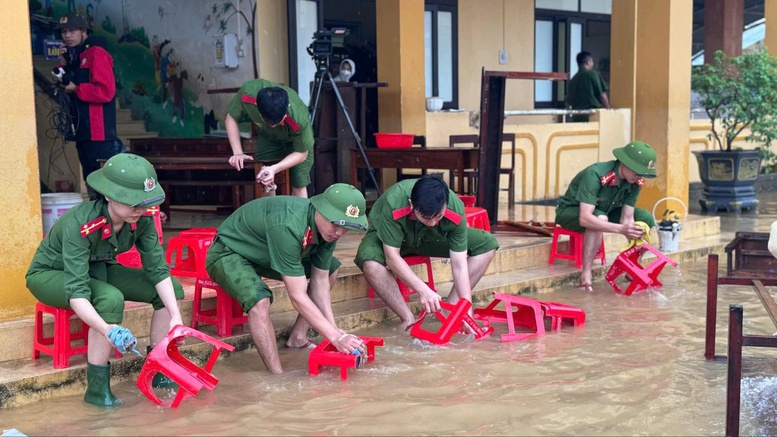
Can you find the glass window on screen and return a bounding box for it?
[535,20,553,103]
[535,0,578,12]
[580,0,612,14]
[424,1,458,109]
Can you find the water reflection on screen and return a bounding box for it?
[5,261,777,435]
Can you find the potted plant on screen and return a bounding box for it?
[690,49,777,212]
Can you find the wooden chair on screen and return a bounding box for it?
[396,135,428,181]
[448,133,515,206]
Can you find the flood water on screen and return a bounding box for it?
[4,260,777,436]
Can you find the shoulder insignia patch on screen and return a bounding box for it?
[600,171,617,187]
[302,226,314,249]
[392,206,413,221]
[443,209,462,225]
[241,94,257,105]
[283,115,301,132]
[80,216,108,239]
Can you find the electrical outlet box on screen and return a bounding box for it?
[499,49,508,65]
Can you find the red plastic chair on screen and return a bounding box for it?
[166,231,216,279]
[191,276,248,337]
[474,293,546,342]
[32,302,120,368]
[308,336,384,380]
[369,255,435,302]
[136,324,234,408]
[409,300,493,345]
[605,243,678,295]
[548,226,606,269]
[465,207,491,231]
[540,301,586,331]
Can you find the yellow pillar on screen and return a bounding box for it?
[1,2,42,320]
[609,0,637,138]
[766,0,777,56]
[632,0,693,212]
[376,0,425,135]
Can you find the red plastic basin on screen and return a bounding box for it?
[374,133,414,149]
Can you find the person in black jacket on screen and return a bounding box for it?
[55,12,120,200]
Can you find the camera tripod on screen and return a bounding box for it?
[308,63,381,196]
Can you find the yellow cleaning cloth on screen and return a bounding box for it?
[619,221,652,252]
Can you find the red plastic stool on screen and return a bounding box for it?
[32,302,89,369]
[166,231,216,278]
[116,208,164,269]
[605,243,678,296]
[548,226,606,269]
[32,302,120,368]
[178,228,218,238]
[474,292,546,342]
[458,195,477,207]
[368,255,435,302]
[540,301,586,331]
[136,324,234,408]
[465,207,491,232]
[409,300,493,345]
[308,336,384,380]
[191,276,248,337]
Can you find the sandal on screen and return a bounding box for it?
[579,283,594,292]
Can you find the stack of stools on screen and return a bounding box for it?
[548,226,606,269]
[116,206,164,269]
[409,299,493,344]
[368,255,435,302]
[137,324,234,408]
[474,292,586,342]
[32,302,120,368]
[166,228,217,279]
[605,243,678,296]
[456,195,491,232]
[308,336,384,380]
[172,228,249,337]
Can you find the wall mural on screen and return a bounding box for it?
[30,0,258,138]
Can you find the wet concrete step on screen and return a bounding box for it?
[0,215,721,366]
[0,230,726,408]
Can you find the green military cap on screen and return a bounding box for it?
[310,183,368,232]
[55,12,90,30]
[613,141,657,178]
[87,153,166,207]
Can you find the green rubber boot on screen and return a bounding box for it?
[147,346,178,389]
[83,362,122,407]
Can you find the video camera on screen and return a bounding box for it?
[307,28,350,62]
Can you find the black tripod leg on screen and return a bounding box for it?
[308,73,326,125]
[324,72,381,196]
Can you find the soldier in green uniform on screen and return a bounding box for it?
[26,154,185,407]
[555,141,658,291]
[225,78,314,198]
[354,176,500,330]
[567,51,610,122]
[206,183,368,373]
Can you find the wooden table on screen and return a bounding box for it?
[143,156,289,216]
[349,147,479,194]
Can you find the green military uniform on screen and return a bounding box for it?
[567,68,608,122]
[354,179,499,269]
[26,199,184,323]
[556,141,659,233]
[206,196,341,313]
[227,79,314,188]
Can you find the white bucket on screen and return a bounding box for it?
[41,193,85,235]
[657,228,682,252]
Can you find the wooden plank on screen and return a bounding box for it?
[752,279,777,330]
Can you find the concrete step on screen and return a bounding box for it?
[116,109,134,123]
[0,228,727,408]
[0,215,721,365]
[116,121,150,136]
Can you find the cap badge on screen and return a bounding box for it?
[144,177,156,192]
[59,17,68,24]
[647,160,655,170]
[345,205,360,218]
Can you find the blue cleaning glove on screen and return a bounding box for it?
[108,326,141,356]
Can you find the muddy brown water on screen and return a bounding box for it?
[4,261,777,436]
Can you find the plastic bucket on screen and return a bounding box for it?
[652,197,687,252]
[41,193,85,235]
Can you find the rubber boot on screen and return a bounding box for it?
[147,346,178,389]
[84,362,122,407]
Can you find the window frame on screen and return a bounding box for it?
[425,0,459,110]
